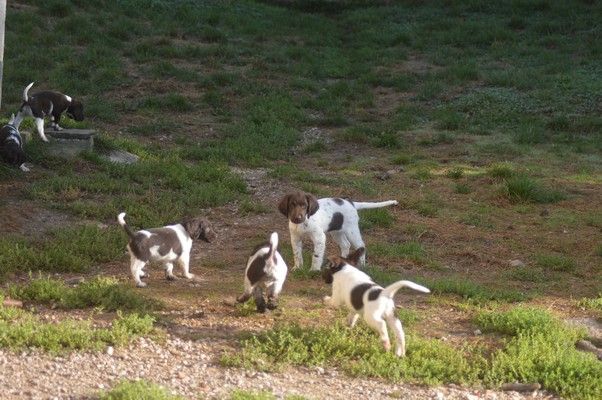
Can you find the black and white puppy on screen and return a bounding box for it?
[278,191,398,271]
[117,212,216,287]
[322,248,430,357]
[13,82,84,142]
[0,114,29,172]
[237,232,288,313]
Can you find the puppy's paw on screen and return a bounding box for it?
[165,274,176,281]
[19,164,30,172]
[184,273,195,280]
[322,296,332,305]
[136,281,148,288]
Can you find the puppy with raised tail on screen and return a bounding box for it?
[322,247,430,357]
[117,212,216,287]
[278,191,398,271]
[0,114,29,172]
[13,82,84,142]
[237,232,288,313]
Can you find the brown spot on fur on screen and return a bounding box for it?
[327,212,344,232]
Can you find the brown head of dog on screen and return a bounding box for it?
[183,218,216,242]
[278,191,319,224]
[66,100,84,121]
[322,247,366,284]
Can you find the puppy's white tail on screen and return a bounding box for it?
[353,200,398,210]
[268,232,278,260]
[23,82,34,102]
[117,212,135,238]
[381,280,430,298]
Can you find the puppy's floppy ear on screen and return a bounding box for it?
[305,193,319,216]
[346,247,365,266]
[278,194,291,217]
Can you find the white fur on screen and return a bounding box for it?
[118,212,194,288]
[289,198,398,271]
[324,261,429,357]
[238,232,288,312]
[64,94,72,103]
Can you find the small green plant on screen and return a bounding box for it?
[487,163,515,180]
[425,277,527,303]
[9,276,160,314]
[369,241,427,264]
[506,266,545,282]
[0,306,153,353]
[454,183,471,194]
[446,167,464,179]
[504,176,565,204]
[359,208,394,230]
[535,254,576,272]
[577,295,602,319]
[100,380,184,400]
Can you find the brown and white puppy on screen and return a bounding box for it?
[0,114,28,171]
[117,212,216,287]
[13,82,84,142]
[278,191,398,271]
[322,248,430,357]
[237,232,288,313]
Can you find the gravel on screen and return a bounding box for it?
[0,336,560,400]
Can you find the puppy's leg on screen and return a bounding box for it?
[266,280,284,310]
[13,111,25,128]
[253,286,266,313]
[54,114,62,131]
[178,253,194,279]
[164,262,176,280]
[386,314,406,357]
[347,312,360,328]
[237,279,253,303]
[346,228,366,267]
[331,231,351,258]
[130,256,147,288]
[34,117,49,142]
[366,313,391,352]
[290,231,304,269]
[310,231,326,271]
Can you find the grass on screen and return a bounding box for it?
[359,208,394,230]
[475,307,601,400]
[99,380,184,400]
[0,225,124,279]
[8,276,160,314]
[577,295,602,319]
[221,323,482,385]
[0,299,153,353]
[504,175,565,204]
[535,253,576,272]
[369,241,427,264]
[424,277,528,303]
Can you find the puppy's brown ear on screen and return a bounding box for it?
[346,247,365,266]
[278,194,291,217]
[306,193,319,216]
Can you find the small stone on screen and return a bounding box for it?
[106,346,114,356]
[474,329,482,335]
[539,209,549,217]
[509,259,525,268]
[314,366,324,375]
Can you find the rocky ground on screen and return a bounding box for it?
[0,334,560,400]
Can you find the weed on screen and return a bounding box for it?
[506,266,546,283]
[0,306,153,353]
[504,175,565,204]
[488,163,515,180]
[535,254,576,272]
[223,323,482,385]
[359,208,394,230]
[9,276,160,313]
[369,241,427,264]
[454,183,471,194]
[425,277,527,303]
[100,380,184,400]
[577,295,602,319]
[446,167,464,179]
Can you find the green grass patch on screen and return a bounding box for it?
[506,266,546,283]
[0,225,124,278]
[475,307,600,400]
[8,276,160,314]
[535,253,576,272]
[504,175,565,204]
[100,380,183,400]
[369,241,427,264]
[222,323,482,385]
[425,277,528,303]
[577,295,602,319]
[359,208,394,230]
[0,303,153,353]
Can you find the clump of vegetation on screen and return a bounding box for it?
[0,302,153,353]
[504,175,565,204]
[359,208,394,230]
[425,277,527,303]
[0,226,124,279]
[100,380,184,400]
[446,167,464,179]
[8,276,160,314]
[535,254,576,272]
[222,323,482,385]
[369,241,427,264]
[487,163,515,180]
[476,307,601,400]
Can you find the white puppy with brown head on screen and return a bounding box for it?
[322,248,430,357]
[237,232,288,313]
[118,212,216,287]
